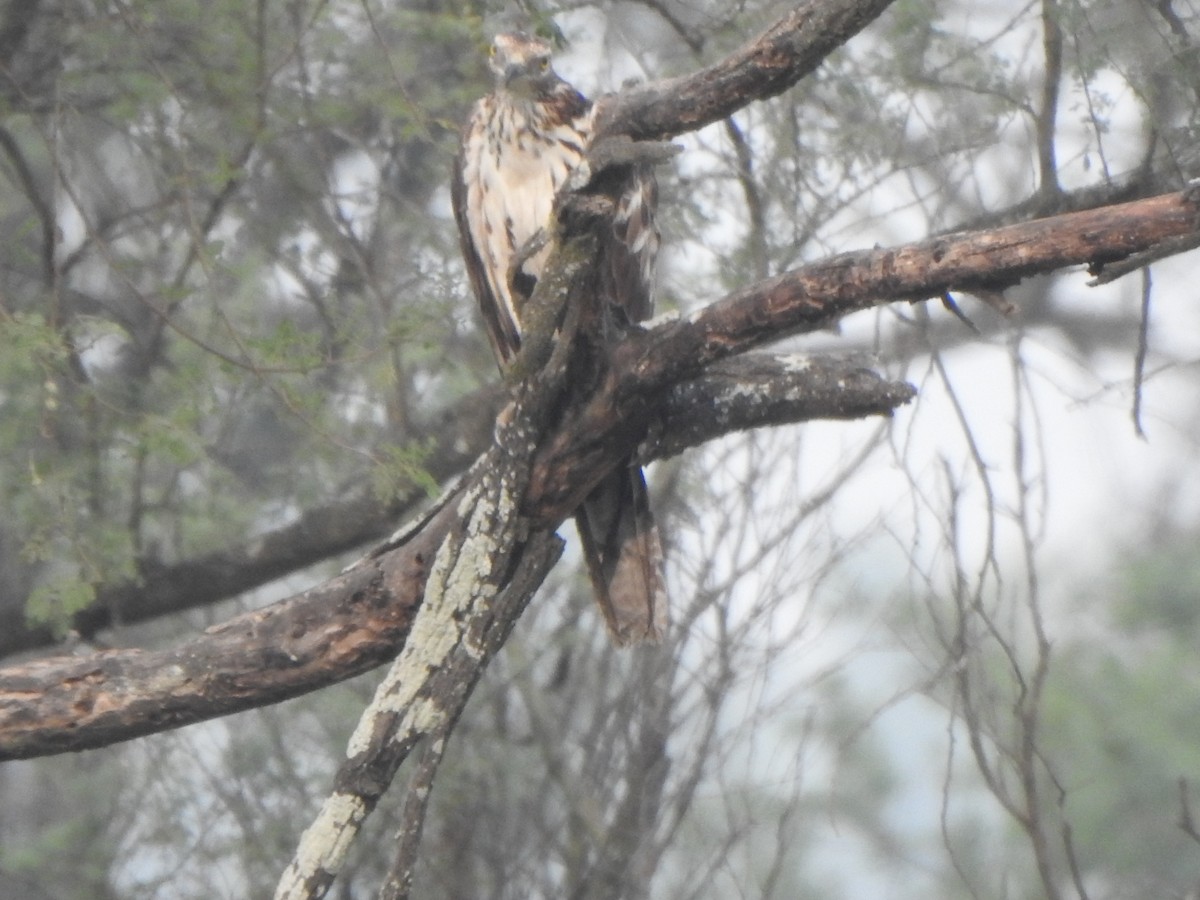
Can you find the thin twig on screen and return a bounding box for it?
[378,734,451,900]
[1132,267,1152,439]
[1037,0,1063,200]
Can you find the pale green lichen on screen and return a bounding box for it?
[274,791,367,899]
[345,465,522,758]
[779,353,813,372]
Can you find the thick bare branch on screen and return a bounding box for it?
[525,189,1200,521]
[0,520,436,759]
[2,188,1195,761]
[0,357,906,760]
[668,191,1198,372]
[642,354,915,463]
[275,479,561,899]
[596,0,900,140]
[276,345,574,900]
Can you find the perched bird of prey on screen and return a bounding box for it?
[452,31,667,644]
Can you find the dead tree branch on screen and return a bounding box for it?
[525,189,1200,521]
[4,0,1200,765]
[596,0,900,140]
[274,412,564,898]
[0,0,902,662]
[2,186,1196,761]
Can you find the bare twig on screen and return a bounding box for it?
[378,734,449,900]
[4,187,1199,760]
[1036,0,1063,200]
[1132,267,1152,438]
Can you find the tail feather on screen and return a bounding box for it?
[575,463,667,645]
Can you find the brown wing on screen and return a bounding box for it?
[454,88,667,644]
[576,163,667,644]
[599,166,659,328]
[451,103,522,366]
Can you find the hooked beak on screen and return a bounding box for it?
[503,64,553,96]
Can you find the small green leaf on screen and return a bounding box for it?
[25,577,97,636]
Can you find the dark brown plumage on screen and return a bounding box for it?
[452,32,666,644]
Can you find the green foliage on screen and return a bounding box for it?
[370,440,440,502]
[0,310,67,381]
[1042,641,1200,890]
[23,577,96,636]
[1114,532,1200,638]
[0,0,482,639]
[2,0,1200,898]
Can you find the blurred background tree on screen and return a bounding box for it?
[2,0,1200,897]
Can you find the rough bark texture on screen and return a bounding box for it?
[595,0,901,141]
[275,417,563,898]
[0,514,440,758]
[0,353,909,760]
[643,354,916,463]
[274,268,583,899]
[523,190,1200,521]
[2,186,1196,760]
[4,0,1200,768]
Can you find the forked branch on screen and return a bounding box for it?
[3,187,1196,761]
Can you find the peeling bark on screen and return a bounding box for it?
[275,398,563,900]
[0,0,1196,818]
[2,185,1195,761]
[523,189,1200,522]
[2,2,1197,896]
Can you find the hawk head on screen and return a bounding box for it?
[488,32,559,99]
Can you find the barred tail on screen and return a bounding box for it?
[574,463,667,645]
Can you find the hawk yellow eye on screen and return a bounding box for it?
[539,59,549,71]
